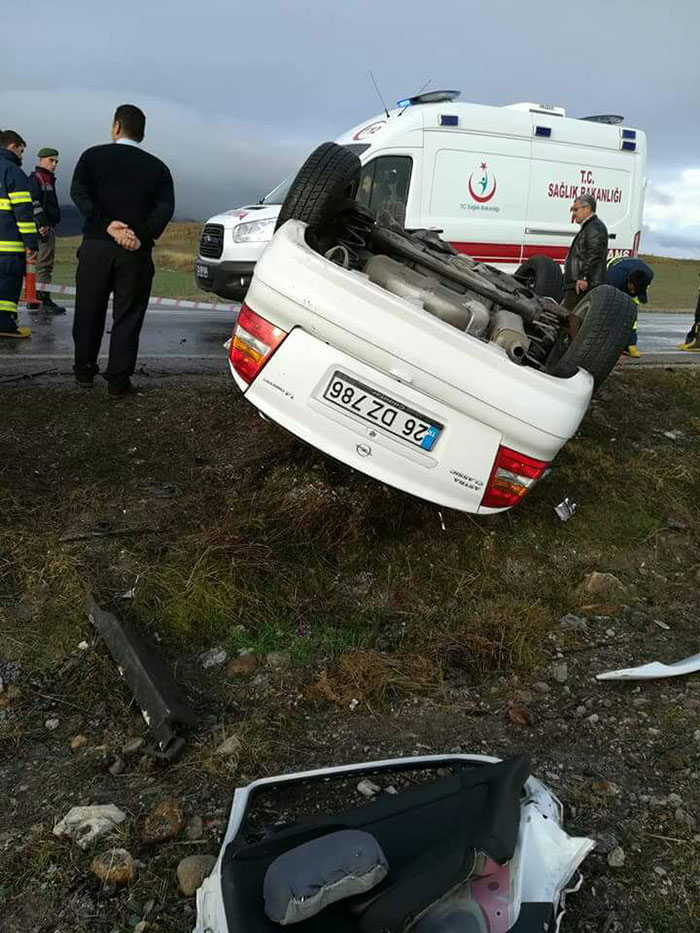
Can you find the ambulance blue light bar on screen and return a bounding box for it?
[621,141,637,151]
[440,114,459,126]
[535,126,552,137]
[621,129,636,140]
[397,98,412,108]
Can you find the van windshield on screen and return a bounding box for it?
[259,144,371,205]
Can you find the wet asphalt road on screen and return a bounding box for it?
[0,308,696,377]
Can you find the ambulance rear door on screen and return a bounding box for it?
[524,116,643,264]
[420,105,533,268]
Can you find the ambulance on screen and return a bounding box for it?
[195,90,646,300]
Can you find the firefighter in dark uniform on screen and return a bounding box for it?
[606,256,653,358]
[0,130,38,337]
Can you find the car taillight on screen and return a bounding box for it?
[481,445,550,509]
[632,230,641,257]
[229,302,288,385]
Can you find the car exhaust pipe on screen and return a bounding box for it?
[489,310,530,363]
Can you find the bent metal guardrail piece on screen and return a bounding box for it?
[86,594,198,759]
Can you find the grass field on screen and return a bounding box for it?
[52,223,700,309]
[1,368,699,931]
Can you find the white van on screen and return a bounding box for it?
[195,90,646,300]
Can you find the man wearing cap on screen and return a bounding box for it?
[28,147,65,313]
[606,256,653,358]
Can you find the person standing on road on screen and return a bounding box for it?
[0,130,38,338]
[28,147,65,314]
[606,256,653,358]
[679,274,700,351]
[562,194,608,311]
[70,103,174,397]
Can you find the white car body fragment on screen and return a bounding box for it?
[597,650,700,681]
[193,754,594,933]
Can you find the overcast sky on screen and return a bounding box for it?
[2,0,699,256]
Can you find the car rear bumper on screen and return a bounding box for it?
[234,327,562,513]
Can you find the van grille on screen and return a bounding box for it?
[199,224,224,259]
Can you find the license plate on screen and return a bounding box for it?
[322,371,443,452]
[195,263,209,278]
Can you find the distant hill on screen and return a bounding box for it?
[56,204,84,237]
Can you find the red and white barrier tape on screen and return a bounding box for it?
[29,281,238,312]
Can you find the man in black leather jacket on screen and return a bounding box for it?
[562,194,608,311]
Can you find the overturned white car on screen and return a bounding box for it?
[228,144,635,514]
[194,753,594,933]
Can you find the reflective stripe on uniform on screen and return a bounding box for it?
[17,221,37,233]
[8,191,31,204]
[0,299,19,315]
[0,240,25,252]
[0,198,11,210]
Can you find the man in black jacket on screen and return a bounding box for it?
[562,194,608,311]
[70,104,174,397]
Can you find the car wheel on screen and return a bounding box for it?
[514,255,563,300]
[275,143,361,233]
[545,285,636,389]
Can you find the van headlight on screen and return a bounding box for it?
[231,218,276,243]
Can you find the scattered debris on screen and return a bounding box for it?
[91,847,136,886]
[141,481,179,499]
[216,734,242,758]
[141,798,183,844]
[87,594,197,759]
[45,717,60,731]
[185,815,204,841]
[559,614,588,632]
[77,640,89,651]
[597,650,700,682]
[53,804,127,849]
[199,646,228,669]
[122,737,145,756]
[554,497,577,521]
[607,845,626,868]
[70,734,88,750]
[654,619,671,631]
[579,571,626,599]
[551,663,569,684]
[266,651,291,671]
[507,705,533,726]
[226,654,258,677]
[662,429,684,441]
[357,779,381,798]
[118,575,141,600]
[60,526,154,543]
[109,756,126,775]
[177,854,217,897]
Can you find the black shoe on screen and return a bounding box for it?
[74,363,99,387]
[107,379,134,399]
[38,292,66,315]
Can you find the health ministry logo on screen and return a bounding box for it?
[468,161,497,203]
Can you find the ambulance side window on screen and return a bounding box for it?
[357,156,412,224]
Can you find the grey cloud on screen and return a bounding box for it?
[5,0,700,243]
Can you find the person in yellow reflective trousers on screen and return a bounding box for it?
[0,129,38,337]
[678,275,700,351]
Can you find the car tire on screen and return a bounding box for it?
[514,255,563,300]
[545,285,636,389]
[275,142,361,233]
